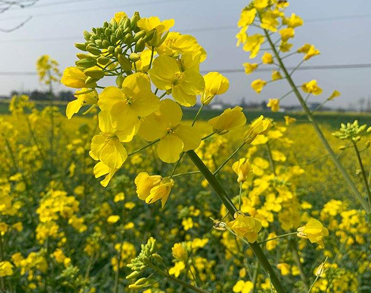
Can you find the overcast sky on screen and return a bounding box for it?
[1,0,371,109]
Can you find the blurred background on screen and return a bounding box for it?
[1,0,371,111]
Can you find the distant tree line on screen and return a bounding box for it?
[9,90,74,102]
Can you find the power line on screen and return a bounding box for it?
[1,63,371,76]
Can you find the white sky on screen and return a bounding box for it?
[1,0,371,109]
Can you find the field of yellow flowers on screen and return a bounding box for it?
[1,0,371,292]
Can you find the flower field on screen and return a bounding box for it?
[1,0,371,292]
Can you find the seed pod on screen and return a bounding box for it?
[135,38,145,52]
[83,30,91,41]
[87,46,101,56]
[129,53,140,62]
[126,271,141,280]
[133,31,146,42]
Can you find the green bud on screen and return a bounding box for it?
[76,53,94,60]
[116,29,123,40]
[126,271,141,280]
[133,30,146,42]
[76,58,97,68]
[103,21,109,28]
[85,69,105,80]
[94,39,103,47]
[118,55,132,71]
[135,38,145,52]
[339,145,347,150]
[108,46,115,54]
[102,40,110,49]
[129,53,140,62]
[114,46,122,55]
[152,254,163,263]
[135,278,147,286]
[365,141,370,148]
[124,27,132,34]
[97,56,110,65]
[87,46,101,56]
[75,43,87,51]
[123,18,131,30]
[144,29,156,42]
[85,76,98,84]
[116,75,125,88]
[110,35,117,44]
[124,34,133,44]
[130,12,140,29]
[105,28,111,37]
[83,30,91,41]
[91,27,97,34]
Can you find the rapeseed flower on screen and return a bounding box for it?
[201,72,229,105]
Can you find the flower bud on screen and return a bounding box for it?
[126,271,140,279]
[87,46,101,55]
[75,43,87,51]
[123,18,131,30]
[83,30,91,41]
[129,53,140,62]
[118,55,132,71]
[124,34,133,44]
[75,58,97,68]
[84,68,104,80]
[97,56,110,65]
[116,75,124,87]
[152,253,164,263]
[135,278,147,285]
[130,12,140,28]
[108,46,115,54]
[339,145,347,150]
[133,30,146,42]
[135,38,145,52]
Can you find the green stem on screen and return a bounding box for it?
[213,142,245,175]
[266,142,276,176]
[148,46,155,70]
[258,232,297,245]
[264,29,370,213]
[148,263,210,293]
[187,150,286,293]
[192,104,204,126]
[289,239,309,291]
[129,139,160,156]
[238,182,243,210]
[170,153,184,178]
[252,261,260,293]
[171,171,201,178]
[352,141,371,204]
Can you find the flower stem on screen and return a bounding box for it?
[148,263,210,293]
[129,139,160,156]
[187,150,286,293]
[258,232,297,245]
[192,104,204,126]
[352,141,371,205]
[213,142,245,175]
[263,29,370,213]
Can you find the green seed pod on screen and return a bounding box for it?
[75,43,87,51]
[76,58,97,68]
[135,38,145,52]
[124,34,133,45]
[108,46,115,54]
[118,55,132,71]
[83,30,91,41]
[126,271,141,280]
[97,56,110,65]
[129,53,140,62]
[133,30,146,42]
[116,75,125,88]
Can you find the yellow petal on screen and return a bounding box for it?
[157,135,184,163]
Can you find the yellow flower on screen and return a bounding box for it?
[149,55,204,107]
[260,11,279,32]
[328,90,341,101]
[172,243,188,262]
[169,261,185,277]
[98,73,160,140]
[277,263,290,276]
[297,44,320,60]
[238,8,257,28]
[232,158,252,183]
[271,70,282,80]
[182,217,193,231]
[243,62,258,74]
[267,99,280,112]
[201,72,229,105]
[243,34,265,59]
[251,79,267,93]
[253,0,269,10]
[90,111,128,169]
[0,261,13,277]
[236,27,248,47]
[279,28,295,42]
[284,115,296,125]
[284,13,304,28]
[227,213,262,243]
[112,12,127,23]
[261,52,273,64]
[279,41,293,52]
[134,172,174,207]
[61,67,92,89]
[137,16,175,47]
[139,99,202,162]
[208,106,246,135]
[107,215,120,224]
[233,280,254,293]
[244,115,272,143]
[93,162,118,187]
[66,89,98,119]
[297,218,329,248]
[302,80,322,95]
[266,232,278,251]
[157,32,207,63]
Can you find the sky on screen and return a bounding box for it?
[1,0,371,109]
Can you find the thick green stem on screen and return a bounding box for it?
[264,29,370,213]
[187,150,286,293]
[352,141,371,205]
